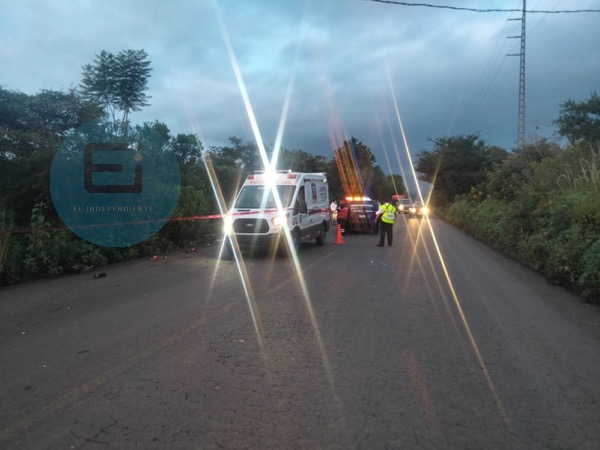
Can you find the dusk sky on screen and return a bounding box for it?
[2,0,599,185]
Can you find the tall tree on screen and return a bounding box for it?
[172,133,203,166]
[415,134,507,207]
[80,49,152,130]
[0,87,103,221]
[485,139,560,202]
[206,137,259,206]
[115,50,152,125]
[377,173,406,201]
[555,91,600,145]
[277,148,328,173]
[210,137,259,172]
[80,50,118,122]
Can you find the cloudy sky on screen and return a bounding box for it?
[2,0,599,182]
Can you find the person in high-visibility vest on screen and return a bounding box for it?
[375,197,398,247]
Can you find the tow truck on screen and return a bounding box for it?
[342,195,379,235]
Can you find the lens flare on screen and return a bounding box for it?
[378,49,512,431]
[211,0,344,413]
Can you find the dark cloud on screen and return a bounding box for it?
[2,0,598,177]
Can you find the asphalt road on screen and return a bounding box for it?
[1,216,599,449]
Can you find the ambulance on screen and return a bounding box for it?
[223,170,331,256]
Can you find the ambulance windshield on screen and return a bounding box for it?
[234,185,296,209]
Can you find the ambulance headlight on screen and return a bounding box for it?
[223,216,234,235]
[271,214,288,227]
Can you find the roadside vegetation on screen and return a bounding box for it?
[1,47,597,304]
[0,49,403,286]
[415,92,600,304]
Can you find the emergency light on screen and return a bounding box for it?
[248,170,298,180]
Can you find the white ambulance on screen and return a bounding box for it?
[223,170,331,256]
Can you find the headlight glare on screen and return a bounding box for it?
[223,215,233,234]
[271,214,288,227]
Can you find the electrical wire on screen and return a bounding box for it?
[364,0,600,13]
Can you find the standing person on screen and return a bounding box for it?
[375,197,397,247]
[372,199,380,235]
[330,200,338,225]
[337,201,349,235]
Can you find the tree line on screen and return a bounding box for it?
[413,92,600,303]
[1,47,598,304]
[0,49,405,285]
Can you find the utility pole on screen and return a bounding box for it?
[507,0,526,149]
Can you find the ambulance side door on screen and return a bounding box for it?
[293,185,308,231]
[304,181,320,234]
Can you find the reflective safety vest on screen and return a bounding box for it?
[380,203,397,224]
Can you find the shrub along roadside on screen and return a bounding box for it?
[0,189,219,286]
[446,144,599,304]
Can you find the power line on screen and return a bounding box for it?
[364,0,600,13]
[506,2,527,149]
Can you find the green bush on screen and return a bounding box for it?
[446,143,600,304]
[160,185,212,247]
[450,196,516,255]
[0,235,26,285]
[579,239,600,300]
[517,231,552,273]
[56,238,108,272]
[0,210,13,278]
[22,202,66,277]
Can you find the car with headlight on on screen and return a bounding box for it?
[409,201,428,218]
[396,197,413,214]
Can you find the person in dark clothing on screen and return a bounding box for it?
[372,200,380,235]
[337,202,349,235]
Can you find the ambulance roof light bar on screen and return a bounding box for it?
[253,169,291,174]
[248,169,294,180]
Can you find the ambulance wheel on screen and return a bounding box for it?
[316,224,327,246]
[225,240,235,259]
[292,229,301,253]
